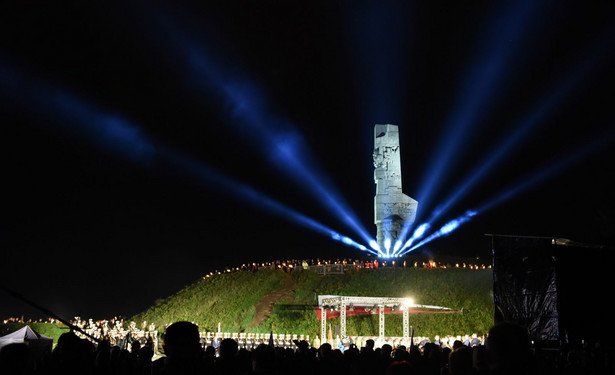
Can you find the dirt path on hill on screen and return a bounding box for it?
[249,273,295,327]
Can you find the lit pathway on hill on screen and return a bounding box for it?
[249,274,296,328]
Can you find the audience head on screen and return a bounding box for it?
[365,339,375,349]
[449,346,473,375]
[56,331,81,353]
[219,338,239,359]
[252,344,277,373]
[295,339,309,353]
[318,342,332,359]
[381,343,393,357]
[452,340,464,351]
[485,321,533,373]
[162,321,202,361]
[392,347,410,362]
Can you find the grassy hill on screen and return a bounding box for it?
[131,263,494,339]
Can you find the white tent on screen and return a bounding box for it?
[0,325,53,354]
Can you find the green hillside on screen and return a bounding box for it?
[131,264,494,340]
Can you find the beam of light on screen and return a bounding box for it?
[152,14,375,248]
[402,1,545,243]
[368,240,384,257]
[398,6,610,247]
[1,62,377,255]
[397,210,477,256]
[393,240,402,254]
[416,38,610,230]
[398,127,615,255]
[331,233,371,253]
[164,149,378,255]
[475,128,615,216]
[384,238,391,257]
[1,64,157,165]
[394,222,430,255]
[216,79,375,246]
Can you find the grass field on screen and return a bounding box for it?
[1,258,494,344]
[131,264,494,339]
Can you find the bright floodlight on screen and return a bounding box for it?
[395,222,430,255]
[393,240,402,252]
[369,240,380,251]
[402,298,414,308]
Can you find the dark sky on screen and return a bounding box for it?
[2,1,614,320]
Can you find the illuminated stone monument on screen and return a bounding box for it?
[373,124,418,254]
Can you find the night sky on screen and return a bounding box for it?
[2,1,614,320]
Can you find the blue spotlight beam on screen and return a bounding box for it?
[153,10,373,242]
[163,149,378,255]
[194,47,375,247]
[398,127,615,255]
[397,210,477,256]
[398,20,612,251]
[419,40,610,229]
[154,14,375,248]
[393,222,430,256]
[476,127,615,216]
[1,62,376,255]
[403,1,545,241]
[1,64,157,165]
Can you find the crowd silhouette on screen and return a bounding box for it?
[1,321,612,375]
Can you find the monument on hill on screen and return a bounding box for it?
[373,124,418,254]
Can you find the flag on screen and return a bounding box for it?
[268,331,274,346]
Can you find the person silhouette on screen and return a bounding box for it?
[0,343,34,375]
[251,344,277,374]
[213,338,241,375]
[154,321,204,375]
[486,321,535,374]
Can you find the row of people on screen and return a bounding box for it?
[2,317,62,324]
[71,317,159,351]
[69,317,486,355]
[2,320,611,374]
[200,332,310,351]
[202,257,490,279]
[312,333,484,352]
[195,332,485,353]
